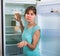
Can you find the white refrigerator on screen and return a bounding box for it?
[3,0,60,56]
[37,1,60,56]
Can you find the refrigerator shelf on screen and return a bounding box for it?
[5,0,36,5]
[6,44,17,46]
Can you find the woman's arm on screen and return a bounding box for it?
[17,30,40,49]
[14,20,24,33]
[27,30,40,50]
[19,20,24,33]
[14,13,24,33]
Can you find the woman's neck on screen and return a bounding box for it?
[27,22,36,28]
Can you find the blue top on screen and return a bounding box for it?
[22,25,40,56]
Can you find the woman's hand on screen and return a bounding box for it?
[15,17,21,22]
[14,26,20,31]
[17,41,28,48]
[14,13,21,22]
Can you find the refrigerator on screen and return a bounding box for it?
[2,0,60,56]
[37,1,60,56]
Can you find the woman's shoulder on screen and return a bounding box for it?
[34,25,40,29]
[32,25,40,33]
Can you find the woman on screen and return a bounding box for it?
[14,6,40,56]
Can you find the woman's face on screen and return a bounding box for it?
[25,10,36,23]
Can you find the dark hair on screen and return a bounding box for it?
[24,6,36,16]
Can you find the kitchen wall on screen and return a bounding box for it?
[0,0,2,56]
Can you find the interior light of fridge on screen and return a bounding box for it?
[51,8,59,13]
